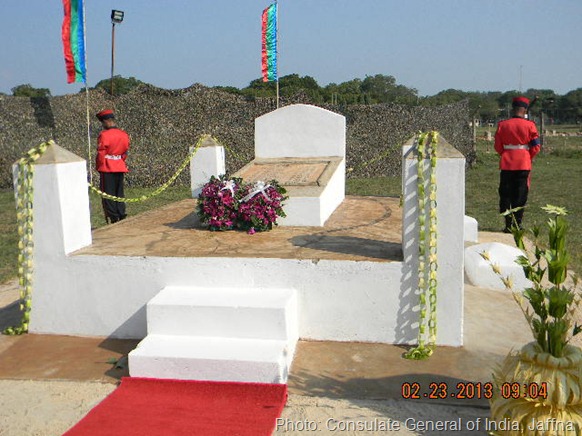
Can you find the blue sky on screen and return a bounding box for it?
[1,0,581,97]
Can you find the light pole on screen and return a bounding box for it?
[110,10,124,96]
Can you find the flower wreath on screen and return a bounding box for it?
[196,175,287,233]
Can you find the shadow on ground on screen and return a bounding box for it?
[290,235,403,261]
[0,301,21,332]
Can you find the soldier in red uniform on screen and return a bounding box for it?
[96,109,130,223]
[494,96,541,232]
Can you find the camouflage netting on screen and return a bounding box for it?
[0,84,473,189]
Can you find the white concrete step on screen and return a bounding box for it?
[128,334,293,384]
[146,286,298,341]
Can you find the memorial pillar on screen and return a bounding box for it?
[190,136,226,198]
[402,135,465,346]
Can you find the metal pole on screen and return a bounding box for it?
[110,22,116,96]
[275,0,279,108]
[82,0,92,184]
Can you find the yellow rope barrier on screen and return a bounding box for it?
[88,134,214,202]
[221,141,245,163]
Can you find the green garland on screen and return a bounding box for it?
[3,141,51,335]
[405,131,439,360]
[3,135,214,335]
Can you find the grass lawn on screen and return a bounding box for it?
[1,134,580,283]
[0,191,18,284]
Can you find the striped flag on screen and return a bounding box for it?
[261,3,277,82]
[62,0,86,83]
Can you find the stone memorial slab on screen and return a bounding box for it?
[236,160,330,186]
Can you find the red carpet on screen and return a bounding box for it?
[64,377,288,436]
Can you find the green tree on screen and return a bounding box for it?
[11,84,51,98]
[241,74,324,102]
[557,88,582,124]
[423,89,468,106]
[241,77,278,99]
[324,79,363,104]
[93,75,148,95]
[522,89,557,122]
[360,74,418,104]
[525,88,557,102]
[279,74,323,102]
[468,92,502,122]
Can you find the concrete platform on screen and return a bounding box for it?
[77,195,402,262]
[144,286,298,340]
[28,195,410,341]
[129,335,291,383]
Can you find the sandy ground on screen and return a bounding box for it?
[0,379,490,436]
[274,396,490,435]
[0,379,116,436]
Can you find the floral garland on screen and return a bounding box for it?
[4,141,51,335]
[196,175,287,234]
[405,131,439,360]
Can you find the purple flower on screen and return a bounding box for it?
[197,176,286,233]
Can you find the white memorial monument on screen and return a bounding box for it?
[16,107,468,384]
[236,104,346,226]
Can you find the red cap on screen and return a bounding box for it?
[512,97,530,108]
[96,109,115,120]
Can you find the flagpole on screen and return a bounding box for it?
[275,0,279,108]
[82,0,92,184]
